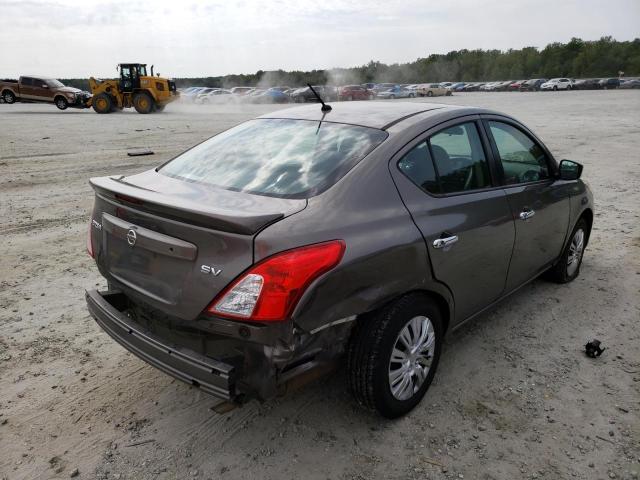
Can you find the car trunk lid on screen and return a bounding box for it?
[89,170,306,320]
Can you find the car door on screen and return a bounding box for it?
[31,78,54,102]
[390,116,515,323]
[482,116,571,291]
[19,77,36,100]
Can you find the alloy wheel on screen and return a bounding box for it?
[388,315,436,401]
[566,228,585,276]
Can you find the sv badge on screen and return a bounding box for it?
[200,265,222,276]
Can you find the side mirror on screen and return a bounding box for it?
[559,159,583,180]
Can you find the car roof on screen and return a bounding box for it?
[258,101,488,130]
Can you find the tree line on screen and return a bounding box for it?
[61,36,639,91]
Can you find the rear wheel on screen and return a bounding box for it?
[54,96,68,110]
[426,91,433,97]
[133,92,154,114]
[92,93,112,114]
[347,95,353,101]
[546,218,588,283]
[347,294,443,418]
[2,90,16,104]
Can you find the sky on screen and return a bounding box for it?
[1,0,638,78]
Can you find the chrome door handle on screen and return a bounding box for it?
[433,235,459,249]
[519,209,535,220]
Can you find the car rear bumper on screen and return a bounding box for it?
[85,289,236,400]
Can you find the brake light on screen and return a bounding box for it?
[207,240,345,322]
[87,217,94,258]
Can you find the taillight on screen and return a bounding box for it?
[87,217,94,258]
[207,240,345,322]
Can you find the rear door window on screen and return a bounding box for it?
[160,119,387,199]
[398,122,492,195]
[398,142,439,194]
[487,121,550,185]
[428,122,491,194]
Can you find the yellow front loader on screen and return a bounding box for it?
[88,63,179,114]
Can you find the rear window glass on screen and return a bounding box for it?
[160,119,387,198]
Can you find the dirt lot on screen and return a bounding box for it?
[1,91,639,480]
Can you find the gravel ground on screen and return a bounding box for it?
[0,91,639,480]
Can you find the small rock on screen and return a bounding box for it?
[70,468,79,477]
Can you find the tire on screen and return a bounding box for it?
[553,86,558,91]
[155,104,165,112]
[390,94,395,99]
[426,91,433,97]
[347,95,353,101]
[409,93,415,98]
[92,93,113,114]
[54,96,68,110]
[368,94,374,100]
[133,92,154,114]
[2,90,16,104]
[546,218,588,283]
[347,294,443,418]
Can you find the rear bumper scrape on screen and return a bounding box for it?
[85,289,236,400]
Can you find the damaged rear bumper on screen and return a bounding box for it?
[85,289,236,400]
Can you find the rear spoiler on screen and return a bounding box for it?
[90,176,285,235]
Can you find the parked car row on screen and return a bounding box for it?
[178,76,638,105]
[458,77,637,92]
[179,82,456,105]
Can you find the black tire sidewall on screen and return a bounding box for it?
[55,96,68,110]
[553,218,588,283]
[3,91,16,103]
[560,218,588,283]
[372,296,443,418]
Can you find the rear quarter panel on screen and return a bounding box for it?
[254,135,453,334]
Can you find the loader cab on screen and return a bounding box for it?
[118,64,146,92]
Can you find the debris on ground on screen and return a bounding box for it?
[127,149,155,157]
[585,339,605,358]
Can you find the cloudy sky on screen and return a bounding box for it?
[1,0,638,78]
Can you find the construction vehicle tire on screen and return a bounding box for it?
[92,93,113,114]
[133,92,154,114]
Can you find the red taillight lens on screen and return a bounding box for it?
[87,218,94,258]
[207,240,345,322]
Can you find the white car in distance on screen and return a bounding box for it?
[541,78,574,91]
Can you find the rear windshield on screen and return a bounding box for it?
[160,119,387,198]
